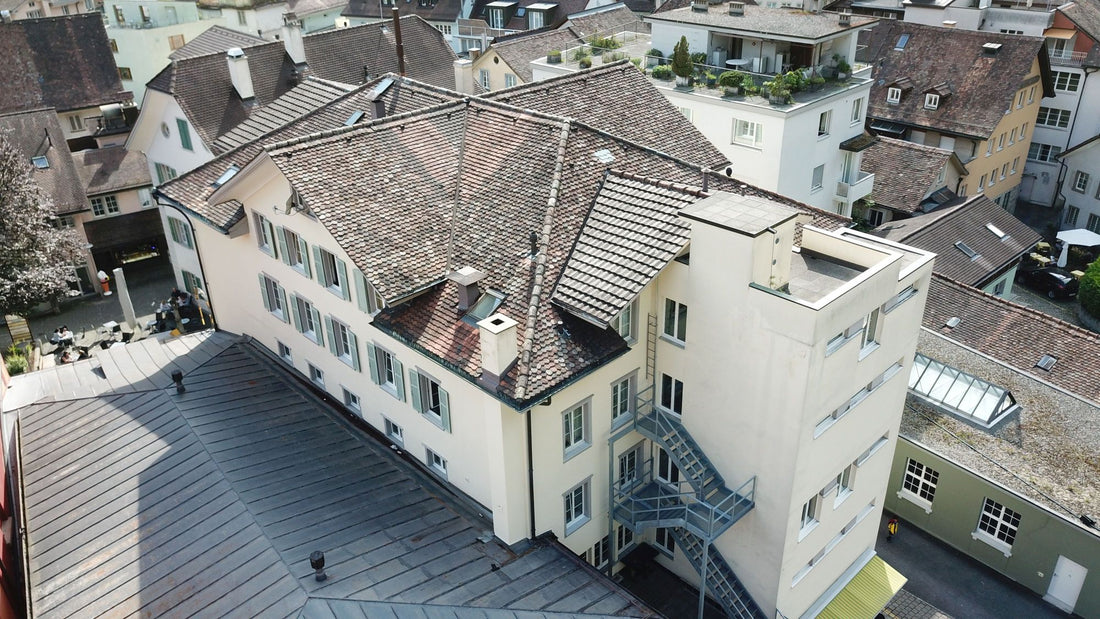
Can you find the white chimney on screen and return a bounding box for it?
[281,14,306,65]
[454,59,475,95]
[477,313,518,389]
[226,48,255,101]
[468,47,481,61]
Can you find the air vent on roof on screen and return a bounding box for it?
[1036,354,1057,371]
[593,149,615,164]
[983,42,1002,55]
[212,164,240,188]
[344,111,365,126]
[31,156,49,169]
[955,241,980,261]
[945,316,961,328]
[986,223,1007,240]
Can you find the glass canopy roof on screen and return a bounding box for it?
[909,353,1020,428]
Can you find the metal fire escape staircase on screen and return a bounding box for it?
[610,384,765,619]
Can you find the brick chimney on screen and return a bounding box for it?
[477,313,518,390]
[449,266,486,311]
[281,13,306,65]
[226,48,255,101]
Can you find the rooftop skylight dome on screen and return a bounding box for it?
[909,353,1020,429]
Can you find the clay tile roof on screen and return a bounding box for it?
[75,145,152,196]
[485,61,730,170]
[0,15,129,114]
[288,0,349,17]
[857,21,1047,139]
[1060,0,1100,58]
[342,0,462,22]
[212,78,354,154]
[862,136,958,214]
[489,28,584,82]
[0,109,87,215]
[875,194,1041,287]
[168,25,265,61]
[647,4,877,41]
[565,4,643,38]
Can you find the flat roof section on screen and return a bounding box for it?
[680,191,800,237]
[787,250,865,303]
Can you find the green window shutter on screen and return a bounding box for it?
[409,369,423,413]
[277,284,289,323]
[312,307,324,346]
[439,387,451,432]
[177,118,192,150]
[258,275,270,311]
[337,257,350,301]
[349,331,360,371]
[325,316,336,356]
[312,246,324,284]
[366,342,380,384]
[290,295,302,332]
[354,269,370,313]
[299,237,312,277]
[392,358,405,401]
[276,227,290,264]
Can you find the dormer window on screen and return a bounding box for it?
[526,2,555,29]
[887,87,901,104]
[485,1,515,28]
[924,93,940,110]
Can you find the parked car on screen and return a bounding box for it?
[1015,266,1080,299]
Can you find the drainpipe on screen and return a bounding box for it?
[154,196,218,331]
[391,7,406,76]
[526,408,536,539]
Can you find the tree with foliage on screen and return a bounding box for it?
[671,36,693,79]
[0,132,85,317]
[1078,259,1100,321]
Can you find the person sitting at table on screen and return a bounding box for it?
[59,349,76,364]
[49,329,61,345]
[58,326,74,343]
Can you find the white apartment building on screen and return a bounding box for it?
[157,77,935,618]
[1058,135,1100,234]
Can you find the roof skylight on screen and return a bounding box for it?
[467,290,505,322]
[593,149,615,164]
[1036,354,1057,371]
[954,241,980,261]
[909,353,1020,428]
[212,165,240,187]
[344,111,365,126]
[945,316,961,328]
[986,223,1007,240]
[895,34,910,50]
[31,156,49,169]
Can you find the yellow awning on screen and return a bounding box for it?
[816,556,907,619]
[1044,28,1076,39]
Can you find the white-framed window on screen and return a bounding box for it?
[435,23,452,35]
[924,93,939,110]
[488,7,505,28]
[997,133,1005,151]
[504,73,517,88]
[1008,128,1016,145]
[138,187,153,208]
[1000,163,1008,180]
[817,110,831,137]
[985,140,993,157]
[527,8,544,28]
[1020,122,1028,140]
[291,294,324,346]
[850,97,863,124]
[660,373,683,415]
[590,536,610,569]
[816,360,902,437]
[384,418,404,445]
[731,118,763,148]
[1011,156,1019,174]
[562,399,591,460]
[974,498,1021,556]
[366,342,405,400]
[799,495,820,537]
[977,174,987,191]
[1027,143,1062,162]
[867,208,885,227]
[354,269,384,315]
[426,447,448,478]
[1072,171,1090,193]
[411,369,451,431]
[1028,85,1036,103]
[654,527,675,555]
[656,447,679,485]
[617,523,635,552]
[68,115,83,132]
[835,464,855,506]
[57,216,75,229]
[611,373,635,426]
[663,298,687,343]
[988,169,996,186]
[154,162,177,185]
[1065,205,1080,227]
[811,164,824,191]
[479,69,491,90]
[678,106,693,122]
[1087,213,1100,233]
[618,443,642,489]
[1052,70,1081,92]
[886,87,901,104]
[278,227,311,277]
[90,195,119,217]
[1036,107,1071,129]
[882,285,917,314]
[308,363,324,387]
[899,457,938,512]
[253,212,277,257]
[342,387,361,411]
[168,217,193,248]
[324,316,360,370]
[860,308,880,354]
[611,299,636,340]
[314,247,349,300]
[177,118,193,151]
[1016,90,1025,109]
[258,274,289,323]
[563,479,591,535]
[277,341,292,362]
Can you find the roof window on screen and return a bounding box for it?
[909,353,1020,429]
[212,165,240,188]
[895,34,910,50]
[986,223,1007,240]
[945,316,961,329]
[466,289,505,323]
[593,149,615,164]
[1036,354,1057,371]
[954,241,980,261]
[31,156,49,169]
[344,111,365,126]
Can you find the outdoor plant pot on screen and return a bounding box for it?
[675,75,691,87]
[769,94,789,105]
[547,51,562,64]
[724,86,741,97]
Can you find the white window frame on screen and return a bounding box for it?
[850,97,863,124]
[1065,205,1080,227]
[384,418,404,445]
[1073,171,1090,193]
[277,341,292,363]
[562,399,591,460]
[314,246,350,300]
[1052,70,1081,92]
[886,87,901,104]
[253,211,277,257]
[1036,107,1071,129]
[898,457,938,513]
[924,93,939,110]
[972,498,1021,557]
[834,464,855,507]
[278,227,312,277]
[656,447,679,486]
[479,68,491,90]
[811,164,825,191]
[426,447,448,478]
[563,478,591,535]
[799,495,820,539]
[258,273,289,323]
[410,368,451,431]
[859,307,881,357]
[617,442,642,490]
[308,363,324,387]
[817,110,831,137]
[660,373,684,416]
[325,315,360,370]
[611,299,636,341]
[662,298,687,343]
[617,523,635,553]
[504,73,517,88]
[731,118,763,148]
[611,372,636,428]
[291,294,324,346]
[90,195,120,217]
[590,536,610,569]
[367,342,405,400]
[342,387,361,412]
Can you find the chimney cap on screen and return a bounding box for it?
[227,47,245,59]
[477,313,518,334]
[449,266,487,286]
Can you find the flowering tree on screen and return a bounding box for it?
[0,133,85,317]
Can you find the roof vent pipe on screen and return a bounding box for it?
[529,231,538,257]
[391,7,406,76]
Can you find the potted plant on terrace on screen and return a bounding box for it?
[834,54,851,80]
[547,50,562,64]
[718,70,745,96]
[764,79,792,104]
[671,36,693,87]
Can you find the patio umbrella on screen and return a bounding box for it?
[1055,229,1100,267]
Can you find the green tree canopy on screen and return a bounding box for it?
[671,36,693,79]
[0,132,85,317]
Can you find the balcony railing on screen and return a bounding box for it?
[837,170,874,199]
[1048,50,1088,67]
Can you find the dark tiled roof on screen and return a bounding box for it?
[1060,0,1100,68]
[857,21,1045,139]
[0,15,129,114]
[167,24,265,61]
[565,5,644,38]
[862,136,958,214]
[74,145,152,196]
[342,0,462,22]
[876,195,1041,287]
[303,16,458,90]
[212,77,354,154]
[647,5,877,41]
[485,61,729,170]
[288,0,349,17]
[552,171,702,325]
[490,28,585,82]
[0,109,87,215]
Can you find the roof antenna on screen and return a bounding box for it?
[391,7,406,76]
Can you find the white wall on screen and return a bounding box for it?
[132,90,216,182]
[1061,145,1100,232]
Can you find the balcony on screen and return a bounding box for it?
[1048,50,1088,67]
[837,170,874,203]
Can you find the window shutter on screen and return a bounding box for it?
[264,220,277,258]
[354,269,370,313]
[299,237,312,277]
[392,358,405,401]
[258,275,270,311]
[439,387,451,432]
[290,295,302,332]
[337,257,350,301]
[312,246,324,284]
[409,369,423,413]
[277,284,289,323]
[276,227,290,265]
[366,342,380,384]
[325,316,336,355]
[349,331,360,371]
[312,307,324,345]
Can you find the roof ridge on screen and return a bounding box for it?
[487,59,635,97]
[610,169,709,197]
[892,194,981,240]
[172,38,285,64]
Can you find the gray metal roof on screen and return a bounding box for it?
[15,334,652,618]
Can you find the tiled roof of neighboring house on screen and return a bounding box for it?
[875,194,1040,287]
[74,145,152,196]
[156,77,459,230]
[302,16,459,90]
[342,0,462,22]
[212,77,354,154]
[565,4,644,38]
[1059,0,1100,67]
[485,61,729,169]
[0,109,87,215]
[0,14,129,114]
[167,24,265,61]
[488,28,585,82]
[857,21,1048,139]
[288,0,348,18]
[862,136,962,215]
[470,0,594,32]
[646,4,877,42]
